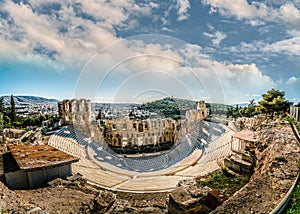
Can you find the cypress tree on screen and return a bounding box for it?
[10,95,16,123]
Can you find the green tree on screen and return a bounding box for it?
[10,95,16,123]
[3,115,11,128]
[258,89,290,119]
[243,99,260,117]
[0,112,4,132]
[0,97,5,113]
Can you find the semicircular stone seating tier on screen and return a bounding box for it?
[48,121,227,173]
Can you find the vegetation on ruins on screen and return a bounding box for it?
[227,99,260,119]
[287,116,300,133]
[258,88,291,119]
[227,89,292,119]
[287,183,300,214]
[286,158,300,213]
[198,168,250,197]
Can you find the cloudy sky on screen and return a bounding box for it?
[0,0,299,104]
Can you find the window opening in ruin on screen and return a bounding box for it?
[138,123,143,132]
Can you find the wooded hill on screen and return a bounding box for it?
[139,97,229,119]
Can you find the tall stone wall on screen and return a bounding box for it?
[103,100,207,148]
[58,99,207,151]
[58,99,91,125]
[184,100,207,134]
[104,118,179,147]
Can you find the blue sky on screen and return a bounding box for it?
[0,0,299,104]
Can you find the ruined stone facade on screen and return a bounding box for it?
[182,100,207,135]
[102,101,207,153]
[58,99,91,125]
[103,118,180,148]
[58,99,207,153]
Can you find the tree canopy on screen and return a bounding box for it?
[258,89,290,118]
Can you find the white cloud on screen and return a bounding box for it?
[225,35,300,62]
[247,19,265,26]
[263,36,300,56]
[176,0,191,21]
[280,3,300,30]
[287,76,298,84]
[281,75,300,102]
[202,0,300,31]
[203,31,227,45]
[0,0,277,103]
[0,0,158,72]
[202,0,269,20]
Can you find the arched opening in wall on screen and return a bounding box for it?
[145,122,148,130]
[138,123,143,132]
[122,123,127,130]
[112,124,116,130]
[133,123,137,131]
[153,121,156,128]
[113,138,117,146]
[81,101,85,112]
[118,137,122,146]
[172,124,175,130]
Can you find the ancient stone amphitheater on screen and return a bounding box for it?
[48,119,239,192]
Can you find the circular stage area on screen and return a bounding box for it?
[48,121,236,192]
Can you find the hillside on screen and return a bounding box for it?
[1,96,59,105]
[139,97,196,119]
[139,97,230,119]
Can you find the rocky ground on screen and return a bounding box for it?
[1,120,299,214]
[211,122,300,214]
[0,177,169,213]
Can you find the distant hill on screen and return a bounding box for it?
[139,97,230,118]
[1,96,60,105]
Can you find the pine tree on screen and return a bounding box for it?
[10,94,16,123]
[258,89,290,119]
